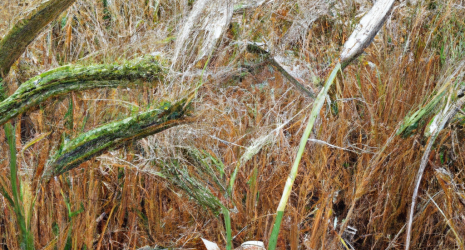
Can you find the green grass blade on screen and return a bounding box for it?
[268,63,341,250]
[5,123,34,250]
[222,206,232,250]
[0,175,14,207]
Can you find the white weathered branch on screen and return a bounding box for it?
[339,0,396,67]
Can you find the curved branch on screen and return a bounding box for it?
[0,0,76,77]
[43,99,192,179]
[0,56,166,126]
[405,88,465,250]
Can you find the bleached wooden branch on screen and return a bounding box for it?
[339,0,396,68]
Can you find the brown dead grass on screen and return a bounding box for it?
[1,0,465,249]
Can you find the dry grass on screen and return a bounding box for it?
[1,0,465,249]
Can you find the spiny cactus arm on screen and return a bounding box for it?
[0,56,166,126]
[0,0,76,77]
[43,100,191,179]
[0,78,6,102]
[162,163,225,213]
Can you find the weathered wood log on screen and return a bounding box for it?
[0,0,76,77]
[0,56,166,126]
[339,0,396,68]
[43,99,192,179]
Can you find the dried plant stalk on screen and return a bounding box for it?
[268,1,396,249]
[246,43,315,98]
[268,63,341,250]
[398,61,465,137]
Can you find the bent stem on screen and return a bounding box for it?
[267,63,341,250]
[405,92,465,250]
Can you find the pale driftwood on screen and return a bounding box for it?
[202,238,221,250]
[339,0,396,68]
[172,0,233,71]
[239,241,266,250]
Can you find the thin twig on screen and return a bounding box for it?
[307,139,361,154]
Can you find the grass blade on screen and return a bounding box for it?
[4,123,34,250]
[268,63,341,250]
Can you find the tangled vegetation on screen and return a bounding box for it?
[0,0,465,249]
